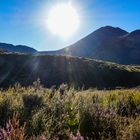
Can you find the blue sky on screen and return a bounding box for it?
[0,0,140,51]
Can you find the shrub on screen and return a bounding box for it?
[117,95,137,117]
[0,113,26,140]
[122,117,140,140]
[22,94,43,112]
[0,98,12,126]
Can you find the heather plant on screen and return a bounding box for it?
[0,113,26,140]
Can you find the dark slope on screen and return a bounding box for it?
[61,26,128,57]
[41,26,128,56]
[91,29,140,64]
[41,26,140,64]
[0,53,139,89]
[0,43,37,53]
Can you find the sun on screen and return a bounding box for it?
[47,3,80,39]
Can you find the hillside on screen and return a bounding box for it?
[0,53,139,88]
[0,42,37,53]
[41,26,140,65]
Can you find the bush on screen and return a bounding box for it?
[117,96,137,117]
[0,113,26,140]
[22,94,43,112]
[122,117,140,140]
[0,98,12,126]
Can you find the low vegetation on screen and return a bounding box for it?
[0,83,140,140]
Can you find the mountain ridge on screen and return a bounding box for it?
[40,26,140,65]
[0,42,37,53]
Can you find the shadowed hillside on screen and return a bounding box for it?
[0,53,139,88]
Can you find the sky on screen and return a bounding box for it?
[0,0,140,51]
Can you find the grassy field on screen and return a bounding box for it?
[0,83,140,140]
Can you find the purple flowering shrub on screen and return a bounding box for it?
[0,113,26,140]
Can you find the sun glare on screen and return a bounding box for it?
[47,3,80,39]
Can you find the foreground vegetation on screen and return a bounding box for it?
[0,83,140,140]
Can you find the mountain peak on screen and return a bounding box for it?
[100,26,120,30]
[129,30,140,36]
[125,30,140,42]
[95,26,128,36]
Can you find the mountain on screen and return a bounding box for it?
[40,26,140,64]
[0,53,139,89]
[0,43,37,53]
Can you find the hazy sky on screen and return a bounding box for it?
[0,0,140,51]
